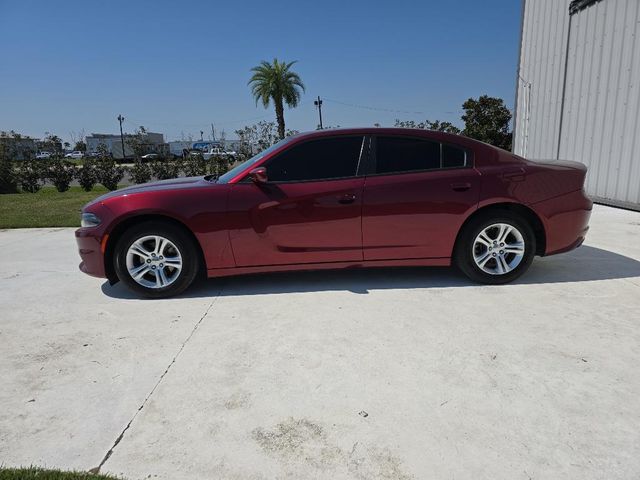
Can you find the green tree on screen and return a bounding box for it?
[127,126,149,159]
[395,119,461,134]
[127,126,152,184]
[235,121,276,157]
[248,59,305,139]
[42,133,63,154]
[0,142,18,193]
[461,95,512,150]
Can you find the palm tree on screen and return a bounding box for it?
[249,59,305,139]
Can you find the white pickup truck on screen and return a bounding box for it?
[195,147,238,161]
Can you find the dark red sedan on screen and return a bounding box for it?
[76,128,592,297]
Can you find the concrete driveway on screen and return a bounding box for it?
[1,204,639,480]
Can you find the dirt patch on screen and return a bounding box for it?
[252,417,413,479]
[224,391,251,410]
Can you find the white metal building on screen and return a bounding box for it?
[513,0,640,209]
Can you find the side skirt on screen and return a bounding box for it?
[206,257,451,278]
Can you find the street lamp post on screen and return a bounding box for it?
[314,96,323,129]
[117,114,126,160]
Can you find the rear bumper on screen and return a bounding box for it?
[75,228,107,278]
[531,189,593,256]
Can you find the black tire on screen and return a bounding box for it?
[113,221,200,298]
[454,211,536,284]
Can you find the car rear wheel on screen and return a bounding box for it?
[455,212,536,284]
[114,222,199,298]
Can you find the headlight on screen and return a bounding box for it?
[81,212,101,228]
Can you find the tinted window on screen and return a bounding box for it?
[375,137,440,174]
[266,136,363,182]
[442,144,467,168]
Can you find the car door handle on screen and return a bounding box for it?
[450,182,471,192]
[338,193,357,204]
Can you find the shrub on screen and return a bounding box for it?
[18,158,46,193]
[99,162,125,190]
[183,153,207,177]
[76,157,98,191]
[96,156,125,191]
[97,160,125,190]
[130,160,152,184]
[47,158,75,192]
[208,155,231,177]
[92,142,125,190]
[152,156,182,180]
[0,145,18,194]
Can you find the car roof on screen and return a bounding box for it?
[286,127,520,168]
[291,127,473,144]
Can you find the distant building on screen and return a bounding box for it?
[86,132,165,159]
[168,141,192,157]
[0,132,38,160]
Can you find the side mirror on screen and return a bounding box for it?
[249,167,268,184]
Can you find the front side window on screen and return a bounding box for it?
[266,136,364,182]
[375,137,440,174]
[217,136,296,183]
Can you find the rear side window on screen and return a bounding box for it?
[442,144,467,168]
[266,136,364,182]
[375,137,440,174]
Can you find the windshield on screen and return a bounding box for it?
[217,136,296,183]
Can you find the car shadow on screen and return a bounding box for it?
[101,245,640,300]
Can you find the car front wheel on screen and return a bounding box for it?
[455,212,536,284]
[114,222,200,298]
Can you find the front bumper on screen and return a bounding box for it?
[75,227,107,278]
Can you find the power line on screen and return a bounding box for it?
[324,98,514,116]
[324,98,428,115]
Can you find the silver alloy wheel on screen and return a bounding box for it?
[472,223,525,275]
[125,235,182,289]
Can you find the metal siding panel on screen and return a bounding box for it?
[517,0,640,207]
[559,7,581,161]
[601,0,629,199]
[585,0,610,197]
[514,0,569,159]
[537,0,555,157]
[619,0,640,204]
[564,0,640,204]
[549,4,569,151]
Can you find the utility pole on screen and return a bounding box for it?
[117,114,126,159]
[314,96,323,129]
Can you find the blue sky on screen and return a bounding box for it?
[0,0,522,143]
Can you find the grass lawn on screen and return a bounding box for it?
[0,186,114,228]
[0,467,120,479]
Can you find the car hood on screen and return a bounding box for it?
[86,176,212,207]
